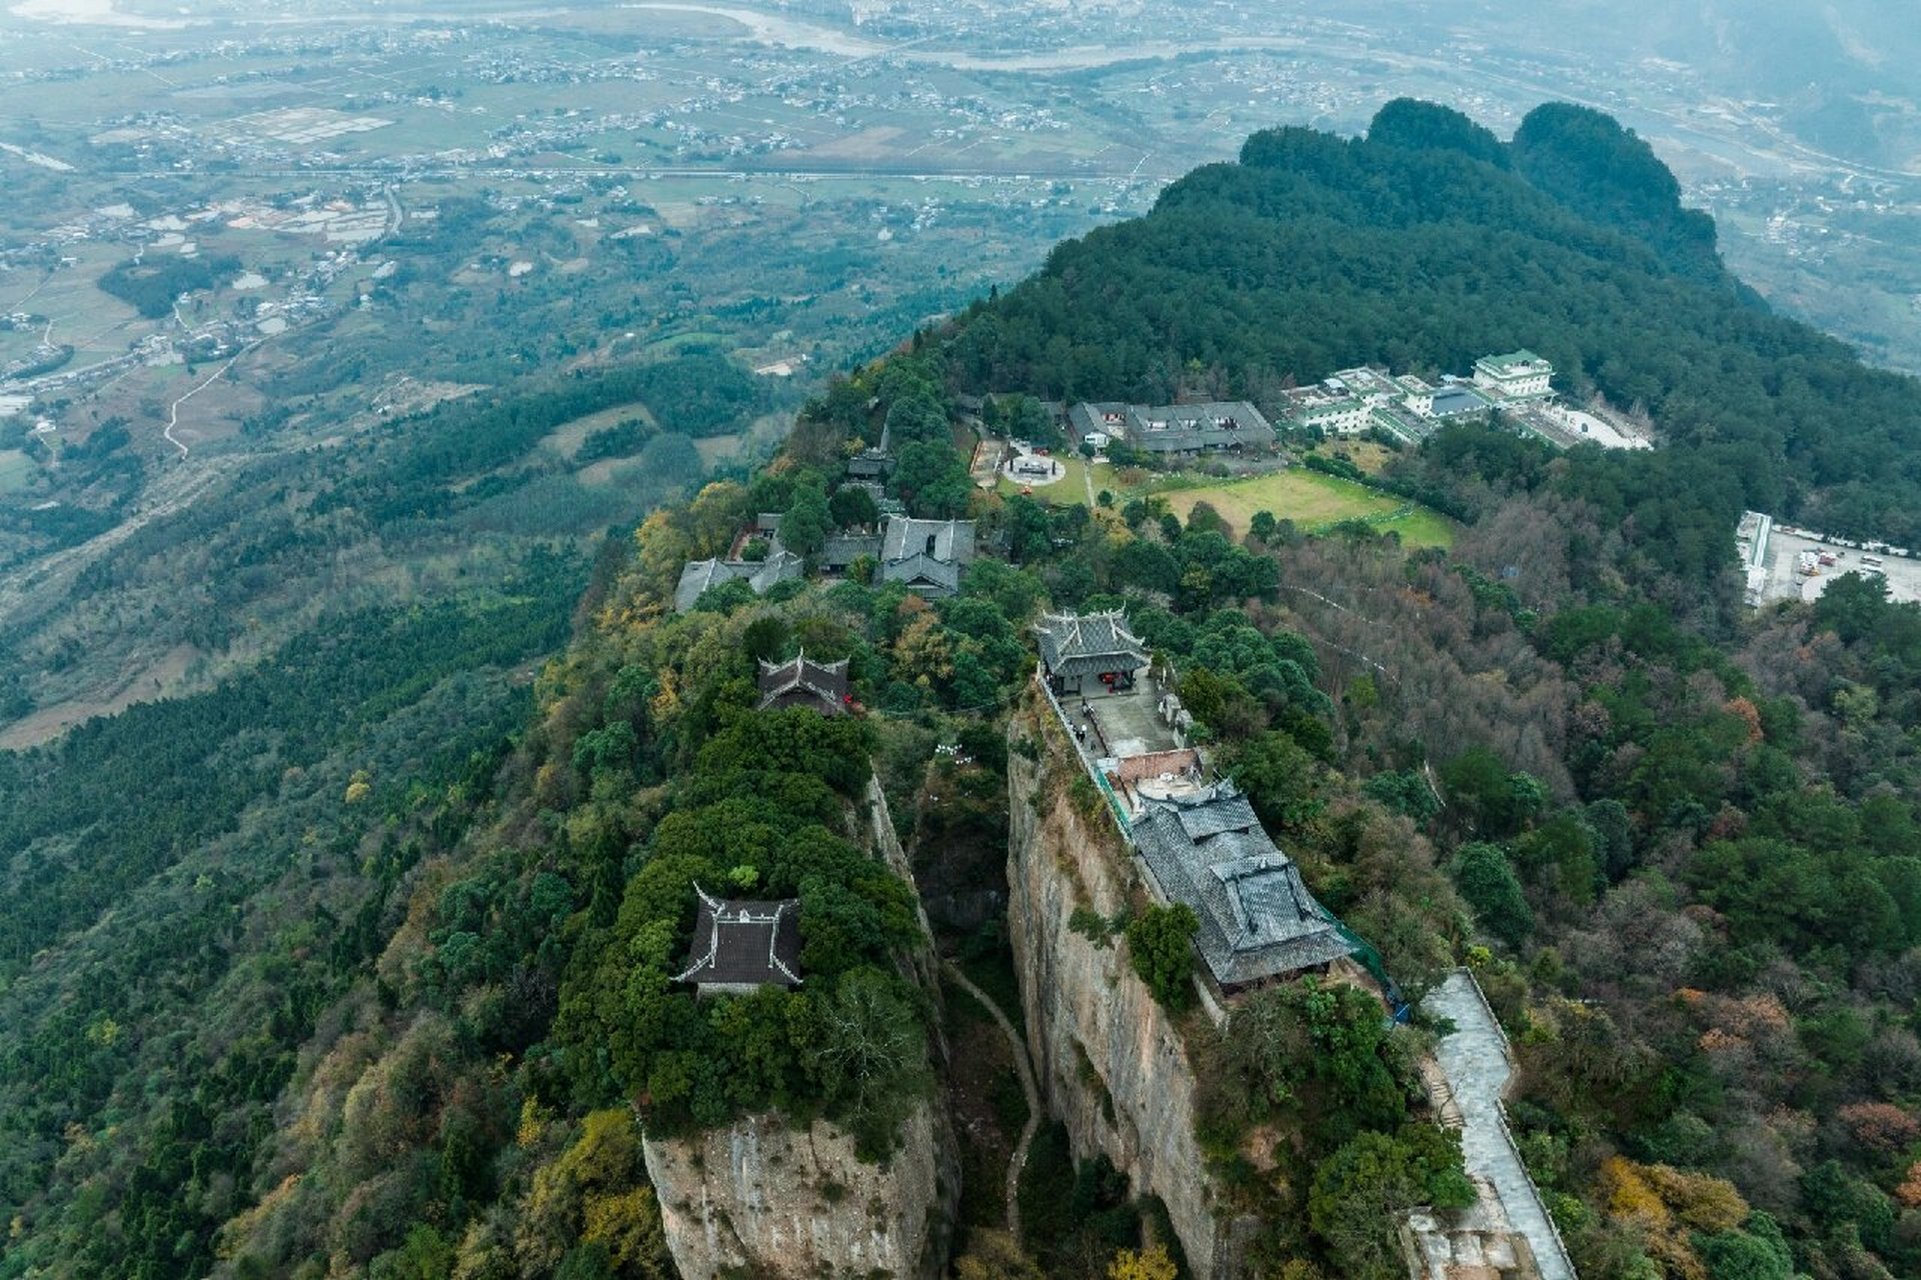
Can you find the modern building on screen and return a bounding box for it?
[1473,350,1554,400]
[673,550,805,612]
[1424,384,1493,421]
[1274,352,1551,435]
[757,652,852,715]
[1281,386,1371,436]
[1035,610,1150,696]
[879,515,975,597]
[674,884,804,997]
[1130,781,1352,990]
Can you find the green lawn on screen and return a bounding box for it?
[998,453,1091,506]
[1155,468,1455,548]
[0,448,36,494]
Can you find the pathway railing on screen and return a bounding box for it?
[1032,672,1133,837]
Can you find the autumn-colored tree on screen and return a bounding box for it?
[1108,1244,1179,1280]
[1895,1160,1921,1209]
[893,612,954,688]
[1837,1101,1921,1153]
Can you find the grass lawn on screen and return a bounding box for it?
[998,452,1092,506]
[0,449,36,494]
[1156,468,1455,548]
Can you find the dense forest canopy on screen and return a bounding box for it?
[944,100,1921,557]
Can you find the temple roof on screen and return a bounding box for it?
[757,651,851,713]
[1131,781,1352,987]
[881,516,975,565]
[1035,610,1150,679]
[674,884,803,989]
[672,550,805,612]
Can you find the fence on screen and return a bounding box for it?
[1032,672,1133,837]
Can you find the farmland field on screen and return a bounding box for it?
[1155,468,1455,548]
[0,448,36,493]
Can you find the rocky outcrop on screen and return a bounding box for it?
[638,777,959,1279]
[1006,698,1258,1278]
[644,1099,955,1279]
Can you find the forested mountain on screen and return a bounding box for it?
[946,99,1921,571]
[11,97,1921,1280]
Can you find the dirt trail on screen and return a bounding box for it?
[164,352,242,458]
[943,960,1041,1239]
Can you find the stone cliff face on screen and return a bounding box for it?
[638,777,958,1279]
[1006,697,1257,1278]
[643,1100,954,1279]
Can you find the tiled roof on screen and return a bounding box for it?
[672,550,804,612]
[879,552,964,595]
[757,651,851,713]
[674,884,803,988]
[1131,782,1352,987]
[881,516,975,565]
[821,531,883,569]
[1035,610,1149,679]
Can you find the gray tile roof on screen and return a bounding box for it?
[881,516,975,564]
[1069,401,1276,452]
[1131,781,1353,987]
[821,531,884,570]
[1035,610,1149,680]
[880,552,964,595]
[672,549,804,612]
[871,516,975,597]
[1128,401,1276,452]
[757,652,851,714]
[674,884,803,988]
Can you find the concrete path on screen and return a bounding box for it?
[943,960,1041,1240]
[1425,971,1575,1280]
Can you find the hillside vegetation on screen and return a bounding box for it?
[9,98,1921,1280]
[946,99,1921,580]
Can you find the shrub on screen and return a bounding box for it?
[1125,904,1199,1009]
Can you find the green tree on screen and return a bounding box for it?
[370,1226,456,1280]
[1452,842,1533,948]
[1228,731,1326,836]
[1126,904,1198,1009]
[1308,1128,1473,1280]
[781,484,832,557]
[894,441,972,519]
[828,484,880,529]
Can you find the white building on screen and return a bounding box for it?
[1473,350,1554,400]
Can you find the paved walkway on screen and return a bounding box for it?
[943,960,1041,1239]
[1425,971,1575,1280]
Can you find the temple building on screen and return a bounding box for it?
[878,515,975,597]
[757,652,852,716]
[674,884,804,997]
[672,550,804,613]
[1130,781,1352,991]
[1035,610,1150,696]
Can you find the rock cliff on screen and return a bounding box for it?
[638,775,958,1279]
[643,1100,954,1279]
[1006,695,1257,1278]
